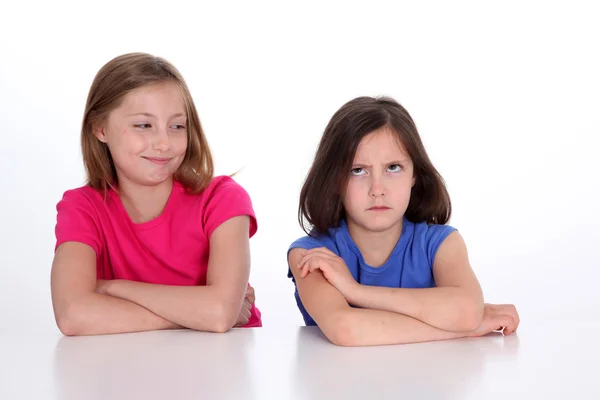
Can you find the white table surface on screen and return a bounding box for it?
[1,318,598,400]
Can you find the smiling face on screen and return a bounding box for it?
[94,81,188,188]
[342,126,415,235]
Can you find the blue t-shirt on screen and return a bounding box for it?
[287,218,456,326]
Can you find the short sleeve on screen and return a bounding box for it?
[202,176,258,239]
[425,224,457,267]
[288,234,336,253]
[287,233,338,279]
[55,189,103,255]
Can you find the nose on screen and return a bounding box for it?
[369,177,386,197]
[152,128,170,153]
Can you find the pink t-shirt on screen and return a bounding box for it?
[54,175,261,327]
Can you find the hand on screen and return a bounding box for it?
[245,284,255,304]
[297,247,358,298]
[469,303,520,337]
[233,285,256,328]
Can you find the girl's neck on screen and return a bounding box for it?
[117,176,174,224]
[346,218,404,267]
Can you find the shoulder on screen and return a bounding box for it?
[405,219,457,264]
[184,176,257,238]
[178,175,254,211]
[54,186,107,253]
[288,225,344,256]
[188,175,253,207]
[203,175,250,196]
[409,219,457,241]
[56,185,106,213]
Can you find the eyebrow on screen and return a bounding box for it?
[352,160,410,167]
[126,112,186,118]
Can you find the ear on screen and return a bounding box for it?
[93,121,108,143]
[412,175,416,187]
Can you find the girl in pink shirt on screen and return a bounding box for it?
[51,52,261,336]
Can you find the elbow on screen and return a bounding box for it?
[56,318,78,337]
[55,304,85,336]
[321,311,359,347]
[206,301,238,334]
[456,298,484,332]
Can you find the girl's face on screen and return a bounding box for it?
[95,81,188,188]
[342,127,415,234]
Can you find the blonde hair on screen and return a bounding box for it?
[81,52,214,193]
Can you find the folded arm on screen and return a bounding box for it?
[289,248,470,346]
[51,216,251,336]
[102,216,252,333]
[346,232,484,331]
[51,242,181,336]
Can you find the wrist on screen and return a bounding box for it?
[344,281,362,305]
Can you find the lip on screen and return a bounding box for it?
[367,206,391,211]
[143,156,171,165]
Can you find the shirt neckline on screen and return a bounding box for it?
[339,218,410,274]
[110,180,182,230]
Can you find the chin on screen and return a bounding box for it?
[356,218,403,234]
[134,175,173,187]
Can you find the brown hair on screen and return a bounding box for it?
[299,96,451,235]
[81,52,213,193]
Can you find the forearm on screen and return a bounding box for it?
[328,307,470,346]
[55,292,181,336]
[106,280,239,332]
[347,285,483,332]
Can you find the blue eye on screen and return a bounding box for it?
[388,164,402,172]
[351,168,366,176]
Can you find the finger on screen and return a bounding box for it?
[304,247,337,257]
[308,264,326,275]
[503,323,515,335]
[301,247,331,257]
[307,249,339,261]
[298,249,322,267]
[300,260,312,278]
[505,314,519,335]
[486,316,510,334]
[301,261,326,279]
[302,252,346,273]
[308,259,330,274]
[236,315,249,327]
[298,253,319,270]
[498,316,513,332]
[295,249,309,267]
[245,286,255,303]
[499,306,519,330]
[302,258,326,278]
[510,305,520,327]
[298,253,324,269]
[299,250,339,268]
[243,307,252,319]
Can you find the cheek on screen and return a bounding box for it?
[114,131,147,154]
[342,181,363,208]
[172,134,188,155]
[398,178,414,200]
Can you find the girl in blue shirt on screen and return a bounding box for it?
[288,96,519,346]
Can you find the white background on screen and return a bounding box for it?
[0,1,598,334]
